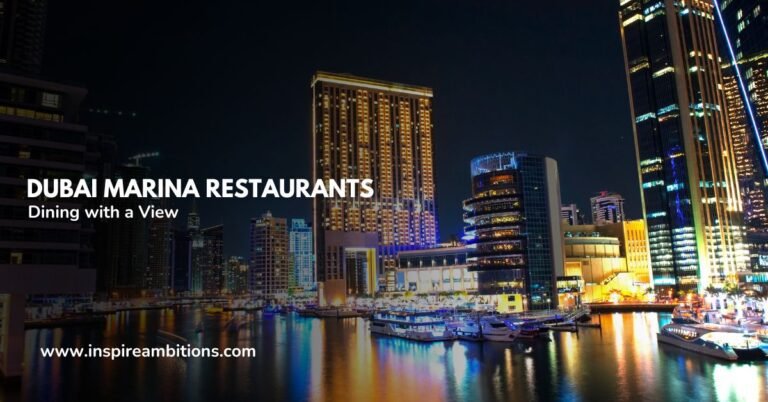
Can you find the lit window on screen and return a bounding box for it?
[41,92,60,108]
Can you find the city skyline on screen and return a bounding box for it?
[40,1,640,258]
[1,1,768,399]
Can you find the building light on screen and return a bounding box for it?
[642,180,664,189]
[640,157,662,166]
[657,104,680,115]
[652,66,675,77]
[623,14,643,26]
[635,112,656,123]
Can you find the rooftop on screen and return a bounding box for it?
[311,71,433,97]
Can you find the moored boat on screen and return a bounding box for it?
[370,311,456,341]
[658,319,768,361]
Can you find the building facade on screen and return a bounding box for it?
[0,73,96,377]
[562,220,653,301]
[224,256,248,295]
[0,0,47,75]
[311,72,438,303]
[249,212,291,300]
[144,199,173,295]
[561,203,584,225]
[289,219,314,291]
[620,0,748,293]
[462,152,563,312]
[590,191,626,225]
[395,245,477,294]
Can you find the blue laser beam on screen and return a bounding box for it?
[713,0,768,176]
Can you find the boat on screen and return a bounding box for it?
[453,319,483,342]
[658,319,768,361]
[315,307,361,318]
[369,311,456,341]
[516,324,550,340]
[461,316,519,342]
[545,321,578,332]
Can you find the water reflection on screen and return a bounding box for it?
[0,311,764,402]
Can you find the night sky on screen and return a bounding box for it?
[43,1,639,257]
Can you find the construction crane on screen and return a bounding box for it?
[128,151,160,167]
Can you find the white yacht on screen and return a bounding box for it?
[658,318,768,361]
[370,311,456,341]
[453,316,519,342]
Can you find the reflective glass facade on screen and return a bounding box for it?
[620,0,748,292]
[463,152,562,310]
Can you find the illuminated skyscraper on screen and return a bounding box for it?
[590,191,626,225]
[463,152,563,311]
[719,1,768,232]
[724,73,768,231]
[289,219,314,291]
[619,0,748,293]
[311,72,438,303]
[249,212,291,300]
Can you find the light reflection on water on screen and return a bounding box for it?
[0,311,765,402]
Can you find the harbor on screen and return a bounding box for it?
[2,307,766,402]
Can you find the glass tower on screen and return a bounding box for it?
[463,152,563,311]
[619,0,748,293]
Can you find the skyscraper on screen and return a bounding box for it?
[0,0,47,75]
[561,203,584,226]
[224,256,248,295]
[171,227,191,294]
[289,219,314,291]
[719,1,768,231]
[0,73,95,377]
[145,201,173,295]
[201,225,224,295]
[463,152,563,311]
[724,72,768,231]
[249,212,291,300]
[187,207,224,296]
[311,72,438,303]
[590,191,626,225]
[619,0,748,292]
[718,0,768,289]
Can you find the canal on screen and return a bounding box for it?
[0,310,765,402]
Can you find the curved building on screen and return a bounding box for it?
[463,152,563,311]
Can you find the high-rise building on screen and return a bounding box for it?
[224,256,248,295]
[187,207,224,296]
[311,72,438,303]
[619,0,748,292]
[249,212,291,300]
[719,0,768,290]
[0,0,47,75]
[561,203,584,226]
[289,219,314,291]
[590,191,626,225]
[97,164,149,297]
[170,227,191,294]
[201,225,224,295]
[463,152,563,312]
[144,201,173,295]
[719,0,768,62]
[724,72,768,231]
[0,73,95,377]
